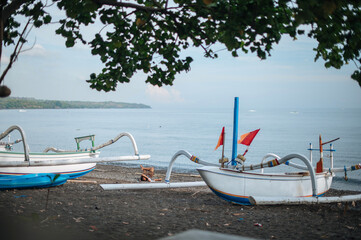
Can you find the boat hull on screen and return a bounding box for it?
[0,151,98,179]
[197,166,333,205]
[0,173,69,189]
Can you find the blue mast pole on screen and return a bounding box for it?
[231,97,239,165]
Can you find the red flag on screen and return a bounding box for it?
[238,129,260,146]
[214,127,225,150]
[316,135,324,173]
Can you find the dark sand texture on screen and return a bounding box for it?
[1,164,361,240]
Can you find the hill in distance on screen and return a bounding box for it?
[0,97,151,109]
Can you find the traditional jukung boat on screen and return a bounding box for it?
[158,97,360,205]
[197,157,332,205]
[0,150,98,179]
[0,127,100,179]
[0,125,150,188]
[195,97,360,205]
[100,97,361,205]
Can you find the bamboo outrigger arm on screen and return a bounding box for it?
[44,132,141,156]
[0,125,30,161]
[249,193,361,205]
[165,150,219,183]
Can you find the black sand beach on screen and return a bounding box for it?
[1,164,361,240]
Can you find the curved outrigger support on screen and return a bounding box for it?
[44,132,141,156]
[92,132,140,155]
[278,154,318,197]
[260,153,316,172]
[265,153,361,175]
[164,150,219,183]
[0,125,30,162]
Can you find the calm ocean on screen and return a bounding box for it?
[1,107,361,191]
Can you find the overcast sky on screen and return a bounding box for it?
[1,9,361,110]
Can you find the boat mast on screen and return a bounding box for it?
[231,97,239,166]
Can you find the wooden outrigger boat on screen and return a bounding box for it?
[0,125,150,189]
[194,97,360,205]
[0,151,98,179]
[156,97,360,205]
[0,129,100,179]
[100,97,361,205]
[197,157,333,205]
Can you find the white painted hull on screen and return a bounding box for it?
[197,166,333,205]
[0,151,99,179]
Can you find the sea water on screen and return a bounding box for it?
[1,107,361,191]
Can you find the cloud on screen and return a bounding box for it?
[236,55,261,62]
[22,44,47,57]
[145,85,184,103]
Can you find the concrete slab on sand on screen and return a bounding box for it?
[160,229,256,240]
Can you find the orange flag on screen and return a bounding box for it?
[238,129,260,146]
[214,127,225,150]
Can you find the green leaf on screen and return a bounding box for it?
[65,38,75,47]
[33,20,43,27]
[44,15,52,24]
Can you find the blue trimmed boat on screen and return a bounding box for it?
[0,125,150,190]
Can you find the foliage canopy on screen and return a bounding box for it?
[1,0,360,96]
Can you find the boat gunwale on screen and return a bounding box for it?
[198,166,332,181]
[208,184,330,203]
[0,164,96,178]
[0,150,100,156]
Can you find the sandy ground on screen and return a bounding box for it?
[1,164,361,240]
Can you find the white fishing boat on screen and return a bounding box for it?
[99,97,361,205]
[0,150,99,179]
[194,97,360,205]
[197,157,332,205]
[157,97,360,205]
[0,125,150,185]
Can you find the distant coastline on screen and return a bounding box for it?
[0,97,151,109]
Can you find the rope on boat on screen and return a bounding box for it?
[43,132,140,156]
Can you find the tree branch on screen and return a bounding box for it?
[0,18,30,84]
[93,0,166,13]
[0,4,4,70]
[2,0,29,23]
